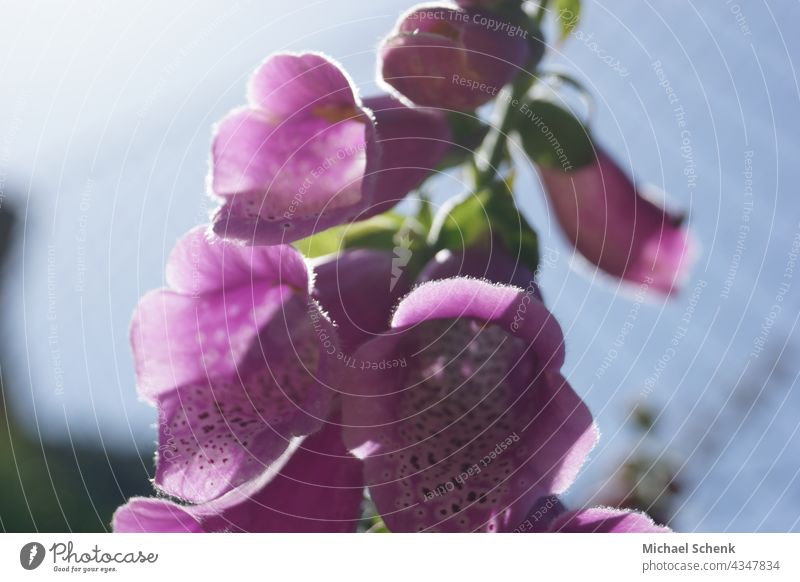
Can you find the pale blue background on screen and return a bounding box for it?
[0,0,798,531]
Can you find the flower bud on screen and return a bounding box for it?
[517,99,694,294]
[380,4,531,111]
[537,147,694,294]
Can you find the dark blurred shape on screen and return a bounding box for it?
[0,201,14,420]
[592,455,682,528]
[587,402,682,528]
[0,202,151,532]
[0,430,154,532]
[0,204,12,264]
[632,403,656,432]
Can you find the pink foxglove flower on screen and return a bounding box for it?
[312,243,536,356]
[549,507,671,533]
[362,95,451,218]
[380,5,530,111]
[311,249,412,354]
[210,54,451,245]
[113,421,364,532]
[518,496,670,533]
[538,147,693,294]
[342,278,597,532]
[211,53,381,244]
[131,227,340,503]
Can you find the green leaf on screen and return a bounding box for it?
[432,190,492,252]
[294,212,405,258]
[295,202,437,282]
[432,180,540,274]
[515,98,594,171]
[485,184,540,275]
[556,0,581,39]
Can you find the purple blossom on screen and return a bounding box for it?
[113,420,364,533]
[379,4,530,111]
[115,20,680,536]
[537,147,694,294]
[131,226,340,503]
[549,507,671,533]
[311,249,412,354]
[362,95,452,218]
[311,243,538,358]
[517,496,671,533]
[209,53,451,245]
[210,52,380,245]
[341,278,598,532]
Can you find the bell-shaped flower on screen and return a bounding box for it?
[210,52,381,245]
[361,95,451,218]
[342,278,597,532]
[379,4,530,111]
[210,53,452,245]
[517,496,670,533]
[113,420,364,532]
[538,147,694,294]
[311,249,413,354]
[131,226,340,503]
[311,241,538,359]
[549,507,671,533]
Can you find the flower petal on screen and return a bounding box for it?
[211,120,380,244]
[380,6,530,111]
[112,498,204,533]
[362,95,451,216]
[115,422,363,533]
[343,278,596,532]
[154,295,339,503]
[538,148,694,294]
[248,52,361,121]
[131,285,289,403]
[212,110,368,213]
[165,226,309,295]
[201,419,364,532]
[418,244,541,300]
[312,249,411,353]
[514,494,567,532]
[210,53,382,245]
[131,227,309,403]
[550,507,671,533]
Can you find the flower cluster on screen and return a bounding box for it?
[115,0,689,533]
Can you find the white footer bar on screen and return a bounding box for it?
[1,533,798,581]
